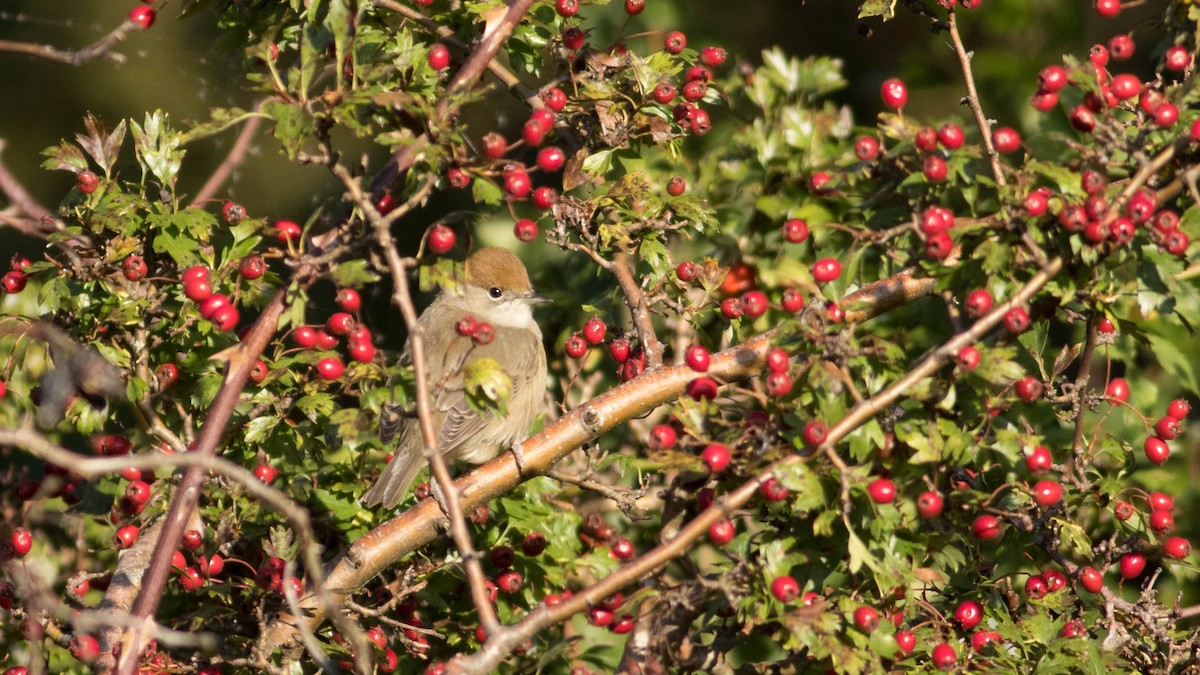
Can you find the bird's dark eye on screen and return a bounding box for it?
[489,287,502,299]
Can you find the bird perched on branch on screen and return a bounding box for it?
[362,248,549,509]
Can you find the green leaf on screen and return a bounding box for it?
[263,100,315,159]
[471,177,504,206]
[463,357,513,416]
[858,0,897,20]
[130,111,184,190]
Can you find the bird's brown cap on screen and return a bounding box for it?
[464,248,534,293]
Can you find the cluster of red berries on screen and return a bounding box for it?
[290,286,373,381]
[1,256,30,295]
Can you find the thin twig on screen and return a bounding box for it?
[189,113,266,207]
[947,12,1005,188]
[0,18,140,66]
[612,250,664,368]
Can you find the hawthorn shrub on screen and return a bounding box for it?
[0,1,1198,674]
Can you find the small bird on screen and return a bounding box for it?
[362,247,550,509]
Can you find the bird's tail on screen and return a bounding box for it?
[361,448,426,509]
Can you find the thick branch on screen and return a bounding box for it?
[612,250,665,368]
[254,264,940,654]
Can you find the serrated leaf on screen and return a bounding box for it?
[245,416,279,443]
[263,100,315,160]
[471,177,503,206]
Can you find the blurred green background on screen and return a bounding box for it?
[0,1,1153,251]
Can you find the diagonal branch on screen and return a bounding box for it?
[253,263,943,655]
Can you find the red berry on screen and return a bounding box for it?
[348,340,376,363]
[664,31,686,54]
[1108,33,1134,60]
[531,186,557,209]
[931,643,957,671]
[624,0,645,14]
[992,127,1021,154]
[957,345,980,371]
[1094,0,1121,16]
[699,46,726,68]
[76,170,100,194]
[1118,552,1146,579]
[10,528,33,557]
[1164,537,1191,560]
[937,122,965,149]
[1154,416,1180,440]
[811,258,841,283]
[1167,399,1190,420]
[608,338,630,363]
[210,304,240,332]
[1106,378,1129,403]
[428,224,456,254]
[428,43,450,70]
[687,376,719,400]
[1144,436,1170,464]
[675,261,697,282]
[316,357,344,380]
[1165,46,1192,72]
[971,631,1001,653]
[1038,65,1068,92]
[542,88,567,112]
[1149,508,1174,534]
[760,478,789,502]
[854,136,880,161]
[1004,306,1030,333]
[701,443,731,473]
[963,289,993,318]
[972,514,1002,540]
[707,519,735,546]
[880,78,908,109]
[685,345,711,372]
[513,218,539,243]
[582,317,607,345]
[125,480,152,505]
[781,288,805,313]
[1114,500,1134,521]
[128,6,156,30]
[895,630,916,655]
[771,576,799,603]
[254,464,280,484]
[782,218,809,243]
[497,570,523,593]
[1025,575,1049,599]
[866,477,896,504]
[503,168,532,198]
[536,146,565,172]
[1015,375,1043,402]
[853,606,880,631]
[922,155,948,182]
[273,219,301,244]
[123,255,148,281]
[802,421,827,447]
[564,334,587,359]
[1148,491,1174,511]
[1025,445,1052,473]
[1031,480,1062,507]
[556,0,579,16]
[666,175,686,196]
[1030,90,1059,112]
[70,635,101,663]
[113,525,139,549]
[649,424,677,450]
[1060,620,1086,638]
[916,491,943,518]
[765,372,793,397]
[741,290,768,318]
[915,126,939,153]
[1078,566,1103,593]
[720,297,743,320]
[954,600,983,630]
[240,255,266,279]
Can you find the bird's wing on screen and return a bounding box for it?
[434,321,544,454]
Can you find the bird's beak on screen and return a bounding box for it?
[525,291,552,305]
